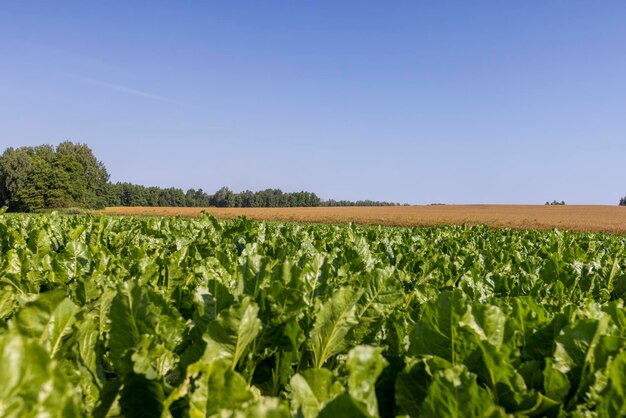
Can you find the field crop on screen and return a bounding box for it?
[101,205,626,234]
[1,212,626,417]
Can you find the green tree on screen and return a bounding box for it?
[56,141,110,208]
[0,142,110,211]
[212,187,235,207]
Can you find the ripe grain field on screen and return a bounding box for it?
[100,205,626,234]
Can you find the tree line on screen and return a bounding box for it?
[0,142,401,212]
[107,183,402,208]
[107,184,327,208]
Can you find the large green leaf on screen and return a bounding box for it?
[551,315,613,406]
[309,286,362,368]
[593,350,626,417]
[131,334,180,380]
[543,358,571,403]
[64,311,103,413]
[11,289,79,358]
[409,289,476,363]
[0,285,17,320]
[346,345,388,417]
[265,261,309,324]
[109,280,186,378]
[92,379,122,418]
[203,296,262,370]
[395,356,452,417]
[53,239,90,280]
[459,303,506,348]
[420,365,506,418]
[119,372,165,418]
[471,342,560,415]
[187,359,254,417]
[351,269,403,344]
[289,368,344,418]
[0,334,81,417]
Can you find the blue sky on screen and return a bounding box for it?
[1,1,625,204]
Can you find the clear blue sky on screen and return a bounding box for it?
[2,1,625,204]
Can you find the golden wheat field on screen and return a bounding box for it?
[99,205,626,234]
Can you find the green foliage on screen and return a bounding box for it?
[202,297,262,370]
[107,183,400,208]
[346,346,388,416]
[289,368,344,418]
[0,334,82,417]
[109,183,339,208]
[309,286,361,368]
[0,142,109,211]
[419,365,506,418]
[1,213,626,416]
[0,142,398,210]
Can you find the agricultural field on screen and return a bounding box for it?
[1,212,626,417]
[101,205,626,234]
